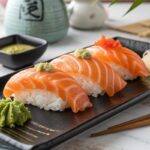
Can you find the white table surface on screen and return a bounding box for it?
[0,3,150,150]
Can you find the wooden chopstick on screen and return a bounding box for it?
[108,114,150,130]
[90,114,150,137]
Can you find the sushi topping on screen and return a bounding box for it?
[0,98,31,128]
[142,50,150,72]
[95,35,122,50]
[74,48,91,59]
[34,62,53,72]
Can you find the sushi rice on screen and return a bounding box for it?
[73,75,104,97]
[110,64,136,80]
[14,89,69,111]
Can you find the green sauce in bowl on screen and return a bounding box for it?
[1,44,34,54]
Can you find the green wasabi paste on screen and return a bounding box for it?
[1,44,34,54]
[74,48,91,59]
[0,98,31,128]
[34,62,53,72]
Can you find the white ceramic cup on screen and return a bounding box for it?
[68,0,107,29]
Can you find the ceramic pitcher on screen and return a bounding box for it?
[68,0,107,29]
[4,0,69,42]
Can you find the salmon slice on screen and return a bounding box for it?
[51,53,127,96]
[3,68,92,113]
[87,36,150,80]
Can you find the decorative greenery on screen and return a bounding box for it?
[34,62,53,72]
[74,48,92,59]
[65,0,144,15]
[110,0,144,15]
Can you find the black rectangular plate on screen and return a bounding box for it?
[0,37,150,150]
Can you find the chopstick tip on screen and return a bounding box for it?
[90,132,102,137]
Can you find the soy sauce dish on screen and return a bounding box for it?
[0,34,48,69]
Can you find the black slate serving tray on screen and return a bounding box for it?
[0,37,150,150]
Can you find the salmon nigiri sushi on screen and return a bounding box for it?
[3,63,92,113]
[87,36,150,80]
[51,49,127,97]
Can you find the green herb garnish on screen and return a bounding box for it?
[0,98,31,128]
[34,62,53,72]
[74,48,91,59]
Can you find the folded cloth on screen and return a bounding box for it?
[140,19,150,28]
[109,19,150,38]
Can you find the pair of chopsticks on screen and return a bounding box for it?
[91,113,150,137]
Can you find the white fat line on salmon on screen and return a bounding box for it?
[28,79,36,89]
[50,71,67,79]
[73,92,86,112]
[65,85,78,99]
[34,73,47,90]
[24,70,36,78]
[49,73,70,81]
[88,46,107,55]
[98,46,108,55]
[92,59,101,83]
[127,53,140,60]
[11,70,35,86]
[83,59,92,77]
[38,74,50,80]
[128,55,144,68]
[4,86,14,93]
[52,78,77,99]
[67,55,82,73]
[112,50,122,65]
[52,59,72,71]
[54,77,77,85]
[118,76,122,90]
[127,50,142,59]
[136,62,147,75]
[10,73,22,83]
[65,85,79,94]
[52,80,59,95]
[15,70,35,82]
[82,101,90,109]
[111,67,115,95]
[87,47,94,55]
[131,61,137,75]
[16,80,25,90]
[136,62,148,72]
[86,47,93,51]
[102,61,108,90]
[17,82,25,90]
[10,71,24,83]
[121,53,129,68]
[37,78,47,90]
[57,78,77,84]
[139,71,148,76]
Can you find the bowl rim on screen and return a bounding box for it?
[0,34,48,56]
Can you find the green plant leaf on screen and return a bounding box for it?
[124,0,144,16]
[110,0,119,6]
